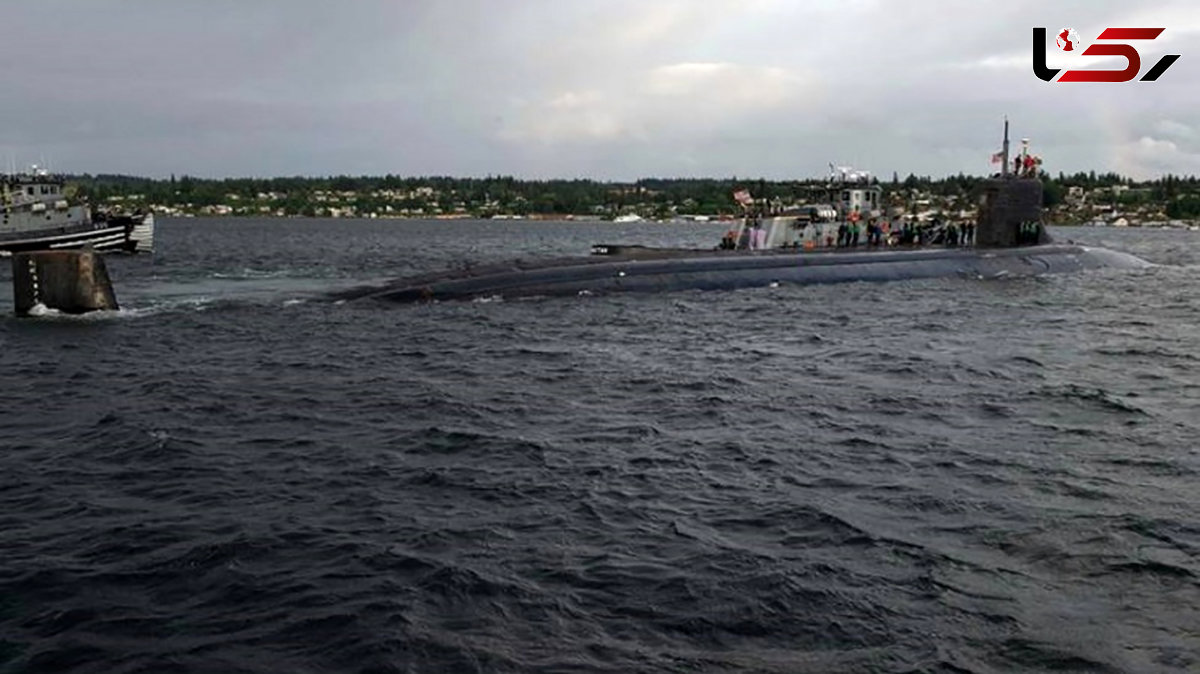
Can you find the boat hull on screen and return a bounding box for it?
[0,214,154,256]
[354,244,1152,303]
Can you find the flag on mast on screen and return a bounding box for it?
[732,189,753,207]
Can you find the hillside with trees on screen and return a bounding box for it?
[65,171,1200,222]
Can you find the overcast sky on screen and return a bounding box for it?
[1,0,1197,180]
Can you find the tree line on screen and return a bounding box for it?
[62,171,1200,218]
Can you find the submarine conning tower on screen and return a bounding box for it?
[974,176,1049,248]
[974,119,1051,248]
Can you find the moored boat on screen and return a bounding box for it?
[0,167,154,255]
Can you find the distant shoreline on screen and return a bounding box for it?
[71,172,1200,225]
[154,214,1200,229]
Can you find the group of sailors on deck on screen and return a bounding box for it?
[719,215,978,251]
[830,217,976,248]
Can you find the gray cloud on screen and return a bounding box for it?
[2,0,1198,179]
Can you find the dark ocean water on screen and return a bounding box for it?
[1,218,1198,673]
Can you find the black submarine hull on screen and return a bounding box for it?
[355,244,1151,304]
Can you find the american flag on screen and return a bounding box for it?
[732,189,753,206]
[990,151,1004,164]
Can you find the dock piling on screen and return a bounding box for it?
[12,248,119,316]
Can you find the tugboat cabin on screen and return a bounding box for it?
[2,167,83,234]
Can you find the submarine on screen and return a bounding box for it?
[344,125,1150,304]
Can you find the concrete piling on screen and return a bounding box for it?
[11,248,119,316]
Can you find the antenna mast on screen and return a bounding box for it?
[1001,117,1010,177]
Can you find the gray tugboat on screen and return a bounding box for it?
[0,166,154,255]
[342,122,1150,304]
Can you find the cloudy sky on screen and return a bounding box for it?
[1,0,1197,180]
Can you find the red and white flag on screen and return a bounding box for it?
[733,189,753,207]
[990,151,1004,164]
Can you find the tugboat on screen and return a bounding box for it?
[0,166,154,255]
[340,122,1150,304]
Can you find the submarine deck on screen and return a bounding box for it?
[332,242,1150,304]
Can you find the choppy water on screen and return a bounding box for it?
[1,218,1198,673]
